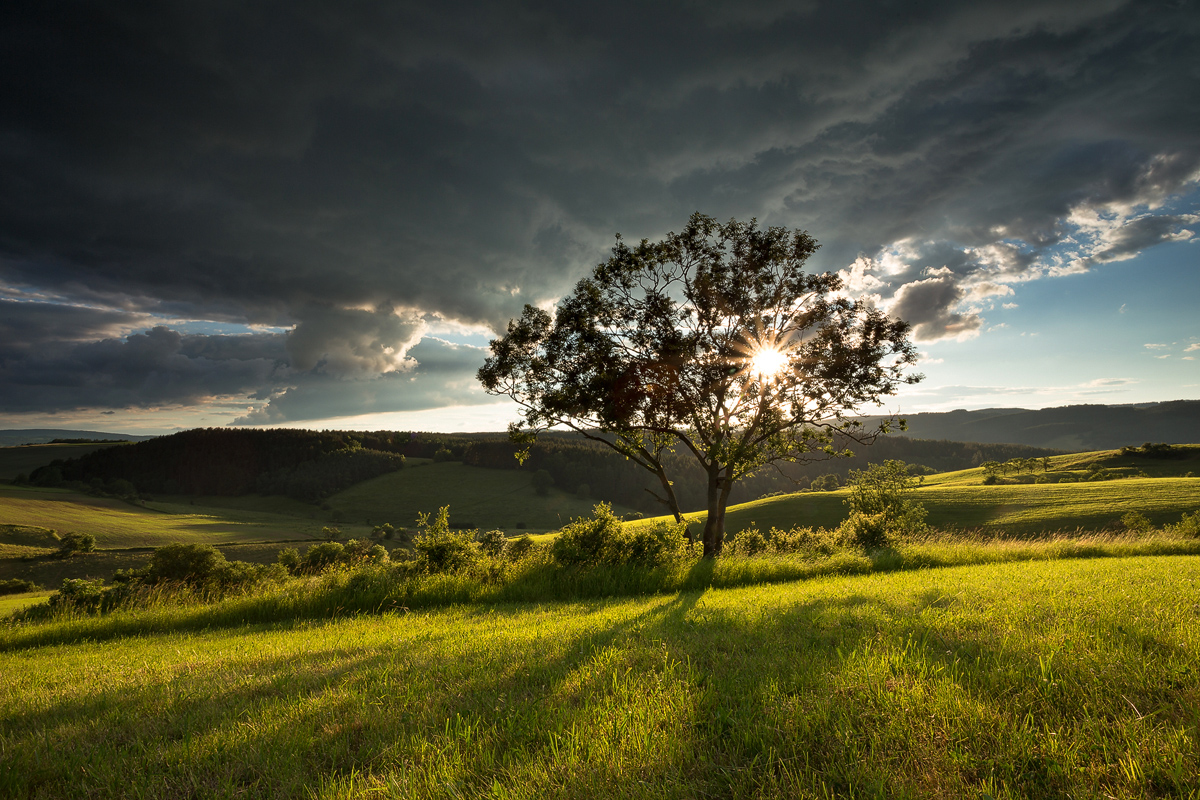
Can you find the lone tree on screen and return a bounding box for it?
[478,213,920,557]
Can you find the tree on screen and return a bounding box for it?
[479,213,919,557]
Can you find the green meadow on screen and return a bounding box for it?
[634,449,1200,538]
[0,484,344,549]
[2,556,1197,799]
[326,461,638,533]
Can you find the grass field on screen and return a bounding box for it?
[2,555,1197,798]
[632,462,1200,538]
[327,461,638,533]
[0,484,350,548]
[0,590,52,616]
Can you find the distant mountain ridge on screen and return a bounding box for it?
[873,400,1200,450]
[0,429,157,447]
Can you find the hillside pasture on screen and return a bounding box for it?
[1,556,1197,798]
[631,475,1200,538]
[327,461,640,533]
[0,484,338,549]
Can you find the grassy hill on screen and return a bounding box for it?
[0,484,339,548]
[325,461,640,533]
[633,446,1200,537]
[1,555,1197,798]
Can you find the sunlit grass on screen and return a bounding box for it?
[0,484,338,548]
[630,475,1200,536]
[2,556,1197,798]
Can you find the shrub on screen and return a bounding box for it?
[477,529,507,558]
[432,447,454,463]
[146,543,227,584]
[56,532,97,557]
[622,519,688,567]
[277,547,301,574]
[1167,510,1200,539]
[1121,511,1153,533]
[0,578,41,595]
[810,474,840,492]
[838,512,891,551]
[322,526,342,541]
[413,507,477,573]
[769,525,839,556]
[842,460,928,549]
[302,542,346,572]
[342,539,390,565]
[552,503,623,567]
[553,504,686,568]
[981,474,998,486]
[371,523,395,540]
[726,527,770,557]
[48,578,106,613]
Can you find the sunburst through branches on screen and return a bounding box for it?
[748,345,789,379]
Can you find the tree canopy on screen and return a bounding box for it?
[478,213,921,556]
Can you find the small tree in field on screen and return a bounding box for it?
[842,460,927,549]
[479,213,920,557]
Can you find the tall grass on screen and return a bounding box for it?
[7,528,1200,652]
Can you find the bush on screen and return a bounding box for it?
[1167,510,1200,539]
[322,526,342,541]
[552,503,624,566]
[277,547,301,574]
[477,529,507,558]
[342,539,390,565]
[726,527,770,557]
[413,507,478,573]
[432,448,454,463]
[145,543,227,584]
[810,474,840,492]
[1121,511,1153,533]
[768,525,839,556]
[302,541,346,573]
[842,460,927,549]
[622,519,688,567]
[371,523,395,540]
[56,532,96,557]
[552,503,686,568]
[0,578,41,595]
[838,512,891,551]
[48,578,106,613]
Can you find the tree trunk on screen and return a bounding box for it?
[654,463,685,524]
[701,468,732,558]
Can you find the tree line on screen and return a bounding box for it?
[24,426,1060,510]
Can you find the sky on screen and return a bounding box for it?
[0,0,1197,435]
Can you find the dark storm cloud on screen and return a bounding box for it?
[1,0,1198,417]
[0,314,288,412]
[232,337,491,425]
[0,299,149,349]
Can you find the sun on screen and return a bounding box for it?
[748,345,789,378]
